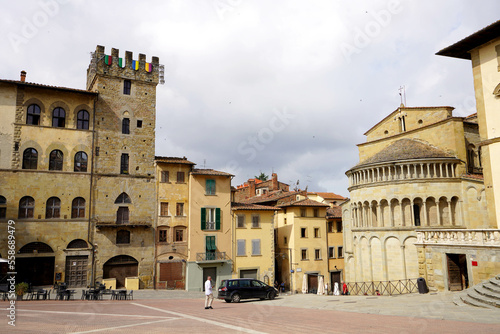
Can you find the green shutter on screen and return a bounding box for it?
[211,236,216,251]
[206,236,216,251]
[215,208,221,230]
[201,208,206,230]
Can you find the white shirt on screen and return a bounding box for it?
[205,279,213,295]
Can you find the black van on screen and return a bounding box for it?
[217,278,278,303]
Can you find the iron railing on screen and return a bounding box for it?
[196,252,229,262]
[346,278,418,296]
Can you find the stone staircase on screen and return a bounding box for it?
[454,275,500,309]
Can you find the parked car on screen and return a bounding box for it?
[218,278,278,303]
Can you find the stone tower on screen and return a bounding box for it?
[86,45,160,288]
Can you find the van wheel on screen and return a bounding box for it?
[267,291,275,300]
[231,293,241,303]
[225,299,231,303]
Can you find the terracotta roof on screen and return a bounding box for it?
[244,190,295,204]
[191,168,233,177]
[326,205,342,218]
[231,202,277,211]
[309,192,346,200]
[277,198,329,208]
[356,139,455,167]
[436,20,500,60]
[155,156,196,165]
[0,79,97,95]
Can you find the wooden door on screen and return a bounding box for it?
[159,262,185,289]
[65,256,88,288]
[447,254,466,291]
[308,275,318,293]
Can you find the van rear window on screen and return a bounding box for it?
[228,280,239,287]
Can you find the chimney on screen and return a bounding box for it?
[248,179,256,197]
[20,70,26,82]
[272,173,278,190]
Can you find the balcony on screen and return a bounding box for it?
[415,229,500,247]
[196,252,230,263]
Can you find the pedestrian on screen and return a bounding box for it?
[204,276,214,309]
[334,282,340,296]
[342,281,348,295]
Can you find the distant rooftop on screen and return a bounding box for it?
[436,20,500,60]
[191,168,234,177]
[155,156,196,165]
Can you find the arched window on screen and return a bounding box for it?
[22,148,38,169]
[115,192,131,204]
[52,107,66,127]
[46,197,61,219]
[74,151,88,172]
[77,110,89,130]
[0,195,6,219]
[67,239,88,249]
[49,150,63,171]
[19,196,35,219]
[26,104,41,125]
[116,230,130,244]
[71,197,85,218]
[122,118,130,134]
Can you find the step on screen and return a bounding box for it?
[490,277,500,288]
[461,294,495,309]
[467,289,500,308]
[474,285,500,301]
[483,282,500,294]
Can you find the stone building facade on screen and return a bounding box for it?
[155,156,195,289]
[342,105,490,292]
[232,203,276,285]
[186,169,234,291]
[0,45,160,289]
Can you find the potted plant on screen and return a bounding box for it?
[15,282,29,300]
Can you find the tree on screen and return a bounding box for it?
[255,172,269,181]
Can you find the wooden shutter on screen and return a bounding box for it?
[215,208,221,230]
[201,208,206,230]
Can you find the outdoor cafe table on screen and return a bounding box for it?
[112,290,127,300]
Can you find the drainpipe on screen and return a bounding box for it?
[87,95,97,287]
[153,161,158,289]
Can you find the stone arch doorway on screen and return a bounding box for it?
[103,255,138,288]
[17,242,55,286]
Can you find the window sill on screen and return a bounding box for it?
[301,259,309,261]
[205,194,217,196]
[175,215,186,218]
[251,254,262,257]
[314,259,323,261]
[236,226,246,229]
[236,255,246,257]
[251,226,261,229]
[176,182,186,184]
[159,181,171,184]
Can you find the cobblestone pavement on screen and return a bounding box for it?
[1,290,499,333]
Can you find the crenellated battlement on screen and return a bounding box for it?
[87,45,161,90]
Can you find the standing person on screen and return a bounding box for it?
[204,276,214,309]
[342,281,348,295]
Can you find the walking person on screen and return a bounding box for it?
[205,276,214,309]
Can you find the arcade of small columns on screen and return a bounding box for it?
[347,160,463,229]
[347,160,459,187]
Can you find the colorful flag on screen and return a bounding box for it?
[132,60,139,71]
[118,58,125,68]
[145,62,152,72]
[104,55,112,65]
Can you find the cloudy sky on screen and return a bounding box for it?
[2,1,499,196]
